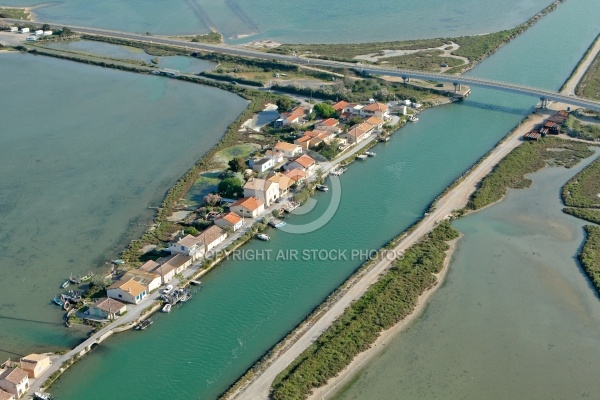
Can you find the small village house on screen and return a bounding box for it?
[0,368,29,398]
[19,354,51,379]
[294,135,312,151]
[160,254,192,274]
[20,27,29,33]
[264,149,285,164]
[88,298,127,320]
[215,212,244,232]
[343,103,364,116]
[139,260,176,284]
[360,102,389,119]
[341,123,373,144]
[277,106,307,126]
[273,142,302,158]
[332,100,349,115]
[0,388,14,400]
[285,154,316,174]
[198,225,227,252]
[251,157,274,173]
[364,116,385,129]
[315,118,340,130]
[107,278,147,304]
[285,168,307,185]
[230,197,265,219]
[268,172,294,198]
[243,178,280,206]
[168,234,205,261]
[122,269,162,293]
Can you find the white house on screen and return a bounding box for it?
[88,298,127,320]
[264,149,285,164]
[340,122,373,144]
[230,197,265,219]
[19,354,51,379]
[243,178,280,206]
[43,30,53,36]
[20,27,29,33]
[162,254,193,274]
[9,27,18,32]
[168,234,205,261]
[278,106,306,126]
[343,103,364,115]
[273,142,302,158]
[139,260,176,284]
[198,225,227,252]
[122,269,162,293]
[0,368,29,398]
[252,157,274,173]
[34,29,43,35]
[285,154,316,174]
[215,212,244,232]
[107,278,147,304]
[360,102,389,119]
[268,172,294,197]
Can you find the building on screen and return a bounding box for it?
[278,106,306,126]
[268,172,295,197]
[139,259,177,284]
[361,102,389,118]
[168,234,205,260]
[34,29,43,35]
[343,103,364,116]
[364,116,385,129]
[20,27,29,33]
[122,269,162,293]
[243,178,279,206]
[285,154,316,174]
[0,368,29,398]
[315,118,339,129]
[230,197,265,219]
[264,149,285,164]
[9,27,18,32]
[19,354,51,379]
[273,142,302,158]
[341,123,373,144]
[0,388,14,400]
[214,212,244,232]
[285,168,307,184]
[88,298,127,320]
[43,30,53,36]
[332,100,349,115]
[251,157,274,173]
[294,135,312,150]
[160,254,192,274]
[107,278,147,304]
[198,225,227,252]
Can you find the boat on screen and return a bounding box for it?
[69,275,81,284]
[162,303,172,313]
[257,233,270,241]
[63,301,72,311]
[34,392,52,400]
[356,154,367,160]
[135,318,153,330]
[378,136,390,142]
[179,291,192,302]
[408,115,419,122]
[331,167,347,176]
[53,296,64,307]
[268,218,286,228]
[163,284,174,294]
[189,280,202,286]
[61,280,70,289]
[283,201,299,213]
[112,259,125,265]
[80,272,93,282]
[365,151,376,157]
[316,184,329,192]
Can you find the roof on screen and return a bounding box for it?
[177,234,202,248]
[268,173,294,190]
[332,100,349,110]
[139,260,160,272]
[365,116,384,126]
[317,118,339,127]
[108,278,147,297]
[253,157,273,166]
[0,389,14,400]
[295,135,311,143]
[217,212,242,225]
[283,107,305,122]
[285,168,307,181]
[244,178,276,192]
[159,254,192,270]
[20,354,48,363]
[345,123,372,139]
[123,269,161,285]
[92,297,127,314]
[231,196,265,212]
[292,154,316,168]
[265,149,284,158]
[363,102,389,112]
[0,368,28,385]
[198,225,226,245]
[274,142,301,153]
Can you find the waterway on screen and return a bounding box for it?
[49,0,600,397]
[4,0,557,42]
[0,53,246,360]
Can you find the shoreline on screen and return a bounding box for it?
[309,235,462,400]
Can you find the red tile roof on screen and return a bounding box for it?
[332,100,349,110]
[292,154,316,168]
[231,197,264,212]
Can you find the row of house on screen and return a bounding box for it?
[523,110,568,141]
[0,353,53,398]
[8,27,52,35]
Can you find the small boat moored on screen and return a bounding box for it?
[61,280,70,289]
[365,151,376,157]
[268,218,286,228]
[34,391,52,400]
[135,318,153,330]
[162,303,172,313]
[356,154,368,160]
[408,115,419,122]
[316,184,329,192]
[69,275,81,284]
[53,296,64,307]
[257,233,270,241]
[163,284,174,294]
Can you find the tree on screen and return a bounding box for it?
[228,157,246,172]
[89,275,112,291]
[348,116,363,126]
[203,193,222,206]
[313,103,337,119]
[185,226,199,236]
[218,177,243,198]
[59,27,73,36]
[276,98,294,112]
[41,24,51,31]
[316,139,341,160]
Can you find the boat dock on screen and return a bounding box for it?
[268,218,286,228]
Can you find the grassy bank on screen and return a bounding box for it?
[0,7,29,19]
[268,0,564,74]
[467,137,594,210]
[575,33,600,100]
[270,223,459,400]
[563,208,600,225]
[562,155,600,208]
[579,225,600,296]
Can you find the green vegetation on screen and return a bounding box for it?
[81,34,188,56]
[315,139,341,160]
[579,225,600,296]
[382,50,464,71]
[0,7,29,19]
[576,34,600,100]
[218,177,243,198]
[213,143,261,167]
[271,223,459,400]
[185,31,222,43]
[563,115,600,141]
[228,157,247,172]
[468,137,594,210]
[563,208,600,225]
[276,97,295,112]
[313,103,336,119]
[562,156,600,208]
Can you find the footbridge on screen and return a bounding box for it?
[3,18,600,111]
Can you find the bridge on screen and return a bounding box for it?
[3,18,600,111]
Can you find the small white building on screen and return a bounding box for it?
[402,99,412,106]
[243,178,280,207]
[252,157,274,173]
[198,225,227,252]
[20,27,29,33]
[43,30,53,36]
[215,212,244,232]
[107,279,147,304]
[0,368,29,398]
[168,234,205,261]
[230,197,265,219]
[88,298,127,320]
[34,29,43,35]
[9,27,18,32]
[122,269,162,293]
[273,142,303,158]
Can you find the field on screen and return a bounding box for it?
[562,155,600,208]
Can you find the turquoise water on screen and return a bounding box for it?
[0,53,246,359]
[5,0,556,42]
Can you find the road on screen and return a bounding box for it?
[562,33,600,96]
[2,18,600,111]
